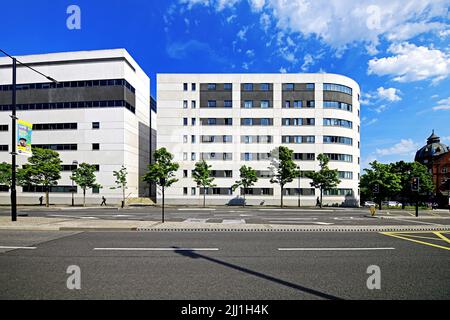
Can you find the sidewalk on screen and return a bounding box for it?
[1,216,449,233]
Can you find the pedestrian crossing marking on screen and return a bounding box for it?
[380,231,450,251]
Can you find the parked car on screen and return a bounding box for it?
[363,201,376,207]
[382,201,402,207]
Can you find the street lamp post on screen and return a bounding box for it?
[71,160,78,206]
[1,49,58,222]
[297,175,301,207]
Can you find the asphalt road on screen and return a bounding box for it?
[0,230,448,299]
[1,206,449,226]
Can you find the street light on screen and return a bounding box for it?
[71,160,78,206]
[0,49,58,221]
[297,175,301,207]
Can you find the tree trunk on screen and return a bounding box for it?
[320,188,323,208]
[378,198,382,210]
[280,186,284,208]
[83,188,86,207]
[45,189,49,207]
[243,189,246,207]
[203,187,206,208]
[122,186,125,208]
[162,186,165,223]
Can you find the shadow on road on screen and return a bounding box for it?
[172,246,343,300]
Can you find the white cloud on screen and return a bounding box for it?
[432,97,450,111]
[376,87,402,101]
[368,42,450,82]
[259,12,271,32]
[249,0,265,11]
[226,14,237,23]
[376,139,419,156]
[179,0,449,54]
[246,49,255,57]
[279,67,287,73]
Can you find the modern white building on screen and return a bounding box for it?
[0,49,156,205]
[157,74,360,206]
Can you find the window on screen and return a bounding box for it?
[260,100,269,108]
[207,118,217,125]
[224,118,233,125]
[183,153,188,161]
[207,83,216,90]
[191,188,196,195]
[323,101,351,111]
[33,144,77,151]
[243,83,253,91]
[191,118,196,126]
[183,118,188,126]
[224,100,232,108]
[324,153,353,162]
[242,118,253,126]
[191,135,196,143]
[191,153,196,161]
[323,136,352,145]
[191,83,196,91]
[92,122,100,129]
[92,143,100,150]
[92,187,100,194]
[244,100,253,108]
[183,83,188,91]
[224,83,232,90]
[284,83,294,91]
[183,100,188,109]
[207,100,216,108]
[191,100,196,108]
[260,83,269,91]
[183,135,188,143]
[0,125,8,131]
[323,83,352,95]
[260,118,270,126]
[183,187,188,195]
[183,170,188,178]
[306,83,315,90]
[0,145,8,152]
[306,100,315,108]
[284,100,291,108]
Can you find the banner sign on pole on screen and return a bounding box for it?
[17,119,32,156]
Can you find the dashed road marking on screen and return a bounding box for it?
[0,246,36,250]
[93,247,219,251]
[278,247,395,251]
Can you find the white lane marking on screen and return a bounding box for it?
[47,214,99,219]
[267,217,318,220]
[93,248,219,251]
[390,218,444,226]
[268,221,334,225]
[184,218,208,223]
[222,219,246,224]
[278,247,395,251]
[258,209,333,212]
[178,208,216,211]
[0,246,36,250]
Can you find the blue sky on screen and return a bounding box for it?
[1,0,449,169]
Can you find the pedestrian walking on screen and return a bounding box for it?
[101,196,107,206]
[39,196,43,206]
[316,196,320,207]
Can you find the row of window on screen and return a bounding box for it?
[0,100,135,113]
[21,185,100,194]
[323,83,352,95]
[182,152,356,163]
[31,144,100,151]
[323,136,353,145]
[0,125,8,131]
[32,122,100,130]
[282,118,315,126]
[60,164,100,171]
[323,101,352,112]
[283,100,315,108]
[0,79,136,93]
[206,83,233,91]
[186,83,319,92]
[323,118,353,128]
[181,187,353,196]
[185,118,357,126]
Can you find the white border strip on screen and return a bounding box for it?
[93,247,219,251]
[278,247,395,251]
[0,246,36,250]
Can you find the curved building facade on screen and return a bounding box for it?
[157,73,361,206]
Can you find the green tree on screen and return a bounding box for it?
[305,154,341,208]
[359,161,402,210]
[0,162,12,188]
[232,165,258,206]
[17,148,62,207]
[143,148,179,222]
[392,161,434,209]
[111,165,128,208]
[269,146,300,208]
[192,160,215,207]
[71,163,101,207]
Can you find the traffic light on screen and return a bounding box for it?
[411,177,420,192]
[373,184,379,193]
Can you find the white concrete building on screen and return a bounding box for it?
[0,49,155,205]
[157,74,360,206]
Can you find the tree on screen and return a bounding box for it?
[71,163,101,207]
[232,165,258,206]
[305,154,341,208]
[192,160,215,207]
[143,148,179,223]
[269,146,300,208]
[0,162,12,188]
[17,148,62,207]
[392,161,434,209]
[111,165,128,208]
[359,161,402,210]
